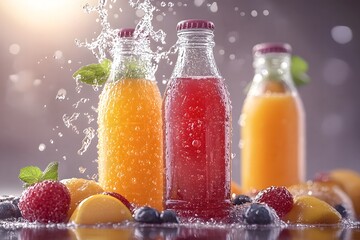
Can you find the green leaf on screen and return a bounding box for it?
[40,161,59,181]
[72,59,112,85]
[291,55,311,87]
[19,166,43,187]
[19,162,60,188]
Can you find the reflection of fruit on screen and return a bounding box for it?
[287,228,342,240]
[288,181,354,219]
[255,186,293,218]
[283,195,341,224]
[327,169,360,218]
[231,181,242,195]
[61,178,104,218]
[69,194,133,225]
[72,228,133,240]
[19,180,70,223]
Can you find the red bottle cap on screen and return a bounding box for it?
[253,43,292,55]
[118,28,135,38]
[176,19,215,31]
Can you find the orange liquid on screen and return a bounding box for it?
[98,78,163,210]
[241,93,305,192]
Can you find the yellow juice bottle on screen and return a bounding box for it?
[98,29,163,210]
[241,43,305,193]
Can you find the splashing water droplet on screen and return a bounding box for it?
[63,113,80,134]
[192,140,201,148]
[56,88,67,100]
[58,132,63,137]
[50,139,54,144]
[79,166,87,174]
[78,127,96,155]
[160,1,166,7]
[62,156,67,160]
[39,143,46,151]
[209,2,218,12]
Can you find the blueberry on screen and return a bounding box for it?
[232,194,252,205]
[334,204,348,218]
[134,206,161,224]
[160,210,179,223]
[11,197,20,207]
[0,202,17,220]
[244,203,274,225]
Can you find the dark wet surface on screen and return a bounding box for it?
[1,221,360,240]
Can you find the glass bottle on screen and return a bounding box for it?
[241,43,305,192]
[163,20,232,220]
[98,28,163,210]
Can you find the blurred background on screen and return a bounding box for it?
[0,0,359,195]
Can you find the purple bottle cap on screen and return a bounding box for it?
[118,28,135,38]
[176,19,215,31]
[253,43,292,55]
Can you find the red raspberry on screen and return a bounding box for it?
[254,186,293,218]
[18,180,70,223]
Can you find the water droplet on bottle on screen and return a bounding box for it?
[192,140,201,148]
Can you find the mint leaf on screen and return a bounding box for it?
[72,59,112,85]
[19,162,60,188]
[291,56,311,87]
[19,166,43,187]
[40,161,58,181]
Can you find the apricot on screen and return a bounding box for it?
[69,194,133,225]
[328,169,360,219]
[288,181,354,219]
[60,178,104,218]
[283,195,341,224]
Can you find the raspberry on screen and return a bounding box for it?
[18,180,70,223]
[254,186,293,218]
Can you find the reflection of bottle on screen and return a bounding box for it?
[98,28,163,210]
[163,20,232,220]
[241,43,305,192]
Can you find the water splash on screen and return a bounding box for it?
[62,113,80,134]
[77,127,96,155]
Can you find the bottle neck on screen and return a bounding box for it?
[171,30,220,79]
[249,53,297,96]
[109,38,155,81]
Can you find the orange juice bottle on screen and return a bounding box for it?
[241,43,305,192]
[98,28,163,210]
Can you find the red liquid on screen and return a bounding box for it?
[163,77,231,220]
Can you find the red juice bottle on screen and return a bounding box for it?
[163,19,232,220]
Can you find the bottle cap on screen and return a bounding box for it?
[118,28,135,38]
[176,19,215,31]
[253,43,292,55]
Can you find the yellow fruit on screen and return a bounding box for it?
[69,194,133,225]
[288,181,354,218]
[61,178,104,218]
[72,228,133,240]
[231,181,242,195]
[283,195,341,224]
[329,169,360,218]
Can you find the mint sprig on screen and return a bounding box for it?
[72,59,112,85]
[19,162,59,188]
[291,55,311,87]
